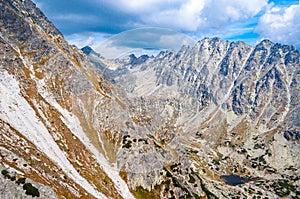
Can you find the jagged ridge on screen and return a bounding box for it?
[85,36,300,198]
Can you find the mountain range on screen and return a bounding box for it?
[0,0,299,198]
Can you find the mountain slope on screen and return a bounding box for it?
[86,37,300,198]
[0,0,134,198]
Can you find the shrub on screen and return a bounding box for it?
[10,176,16,181]
[16,177,26,185]
[1,170,15,181]
[122,141,132,148]
[1,170,9,176]
[23,183,40,197]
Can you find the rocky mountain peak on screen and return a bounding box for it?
[81,45,104,58]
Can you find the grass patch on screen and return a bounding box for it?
[133,186,161,199]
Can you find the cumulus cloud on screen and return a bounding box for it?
[201,0,268,26]
[32,0,299,48]
[142,0,205,31]
[110,0,268,33]
[255,2,300,47]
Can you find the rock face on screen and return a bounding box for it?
[0,0,134,198]
[0,166,58,199]
[0,0,299,198]
[86,37,300,197]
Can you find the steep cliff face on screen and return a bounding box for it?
[0,0,134,198]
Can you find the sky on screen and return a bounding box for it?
[33,0,300,58]
[94,27,196,58]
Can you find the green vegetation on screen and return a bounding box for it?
[1,169,16,181]
[170,163,181,172]
[16,177,26,185]
[268,180,296,197]
[164,179,171,185]
[164,167,172,177]
[23,183,40,197]
[123,135,130,139]
[193,193,201,199]
[253,136,258,140]
[122,141,132,148]
[254,143,262,149]
[133,186,160,199]
[162,167,193,198]
[1,170,9,176]
[10,176,16,181]
[122,135,132,148]
[212,159,220,165]
[171,175,181,188]
[188,149,198,154]
[188,174,196,184]
[258,156,267,164]
[138,138,148,144]
[1,171,38,197]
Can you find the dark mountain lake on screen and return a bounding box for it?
[220,174,262,186]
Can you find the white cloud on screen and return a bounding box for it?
[66,32,110,49]
[255,2,300,47]
[201,0,268,27]
[142,0,205,31]
[109,0,267,33]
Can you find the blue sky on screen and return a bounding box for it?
[33,0,300,55]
